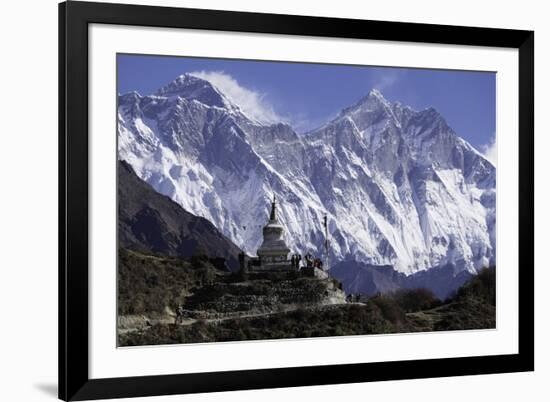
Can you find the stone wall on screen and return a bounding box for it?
[181,276,346,319]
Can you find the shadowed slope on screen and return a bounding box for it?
[118,160,242,270]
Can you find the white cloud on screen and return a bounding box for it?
[189,70,284,124]
[372,70,400,92]
[481,134,497,166]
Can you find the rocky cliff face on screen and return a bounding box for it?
[118,73,495,277]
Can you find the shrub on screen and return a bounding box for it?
[391,288,441,312]
[367,294,407,324]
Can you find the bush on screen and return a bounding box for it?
[367,294,407,324]
[391,288,441,312]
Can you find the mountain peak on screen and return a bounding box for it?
[368,88,385,99]
[354,88,391,109]
[157,73,202,92]
[155,73,230,109]
[336,88,392,119]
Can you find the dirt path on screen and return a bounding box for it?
[120,302,352,334]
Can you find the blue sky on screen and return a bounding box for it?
[118,54,496,157]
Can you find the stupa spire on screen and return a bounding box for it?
[270,194,277,221]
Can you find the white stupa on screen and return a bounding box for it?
[255,195,291,269]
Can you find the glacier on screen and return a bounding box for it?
[118,73,496,276]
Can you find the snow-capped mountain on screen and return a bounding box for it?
[118,73,495,276]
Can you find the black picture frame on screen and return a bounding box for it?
[59,1,534,400]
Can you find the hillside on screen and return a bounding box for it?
[118,259,495,346]
[118,248,346,343]
[408,267,496,330]
[118,160,242,271]
[118,248,226,316]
